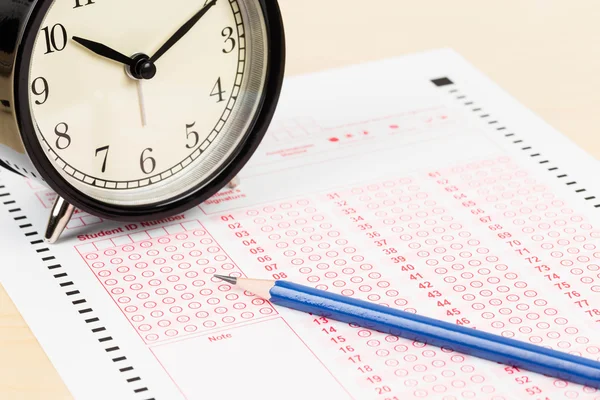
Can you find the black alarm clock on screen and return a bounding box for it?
[0,0,285,243]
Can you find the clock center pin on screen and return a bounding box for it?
[126,53,157,80]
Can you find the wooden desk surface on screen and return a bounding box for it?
[1,1,599,398]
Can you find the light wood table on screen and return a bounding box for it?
[1,1,599,398]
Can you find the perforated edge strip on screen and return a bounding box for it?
[0,177,156,400]
[431,77,599,209]
[0,159,40,180]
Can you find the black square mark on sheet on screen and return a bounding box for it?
[431,77,454,87]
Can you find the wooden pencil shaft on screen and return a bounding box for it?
[223,276,600,389]
[269,279,600,389]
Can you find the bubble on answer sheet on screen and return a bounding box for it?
[76,221,277,343]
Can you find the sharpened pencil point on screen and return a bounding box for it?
[214,275,238,285]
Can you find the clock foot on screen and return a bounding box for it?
[44,196,75,244]
[227,176,240,189]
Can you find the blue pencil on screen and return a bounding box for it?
[215,275,600,389]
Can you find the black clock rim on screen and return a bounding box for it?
[13,0,285,222]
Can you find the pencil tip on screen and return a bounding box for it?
[214,275,238,285]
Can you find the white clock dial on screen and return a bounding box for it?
[27,0,268,206]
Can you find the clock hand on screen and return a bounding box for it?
[136,81,148,127]
[74,37,157,80]
[72,36,134,66]
[149,0,218,63]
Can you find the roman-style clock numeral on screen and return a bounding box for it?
[210,77,226,103]
[31,77,49,105]
[95,146,109,173]
[41,24,68,54]
[74,0,95,8]
[222,27,236,53]
[186,122,200,149]
[140,148,156,174]
[54,122,71,150]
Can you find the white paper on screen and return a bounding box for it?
[1,48,599,400]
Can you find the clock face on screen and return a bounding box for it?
[26,0,269,206]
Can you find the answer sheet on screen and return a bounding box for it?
[1,48,600,400]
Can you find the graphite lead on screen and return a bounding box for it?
[214,275,237,285]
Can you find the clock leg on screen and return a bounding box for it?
[227,176,240,189]
[44,196,75,244]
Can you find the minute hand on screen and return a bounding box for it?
[149,0,218,63]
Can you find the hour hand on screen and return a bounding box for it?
[72,36,133,66]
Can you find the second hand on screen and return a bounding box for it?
[136,80,148,127]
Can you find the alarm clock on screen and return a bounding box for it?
[0,0,285,243]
